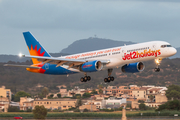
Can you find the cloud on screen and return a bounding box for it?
[0,0,180,54]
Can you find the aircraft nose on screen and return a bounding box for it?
[172,47,177,55]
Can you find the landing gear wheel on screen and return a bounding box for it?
[104,78,108,83]
[154,68,160,72]
[111,76,114,81]
[80,77,84,82]
[108,77,111,81]
[87,76,91,81]
[108,76,115,81]
[84,76,87,81]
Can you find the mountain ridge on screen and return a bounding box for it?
[60,37,135,54]
[0,38,179,62]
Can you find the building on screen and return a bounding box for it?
[0,97,9,112]
[132,89,146,100]
[0,86,11,101]
[33,99,77,110]
[19,97,34,111]
[67,86,86,97]
[102,97,126,109]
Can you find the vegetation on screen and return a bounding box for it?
[8,106,19,112]
[91,89,98,94]
[13,91,31,102]
[166,84,180,100]
[138,100,145,104]
[156,99,180,111]
[33,105,47,119]
[1,58,180,94]
[75,99,82,108]
[1,110,180,118]
[82,92,91,98]
[139,103,146,110]
[98,89,103,95]
[149,95,154,102]
[41,87,49,98]
[57,93,61,98]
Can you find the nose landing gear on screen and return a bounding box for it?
[154,58,162,72]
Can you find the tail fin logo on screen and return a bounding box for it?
[23,31,51,64]
[28,45,45,56]
[28,45,45,64]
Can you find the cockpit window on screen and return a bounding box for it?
[161,45,172,48]
[167,45,172,47]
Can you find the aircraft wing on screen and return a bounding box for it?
[4,64,40,69]
[21,55,110,68]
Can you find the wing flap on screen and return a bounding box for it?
[23,55,86,63]
[4,64,40,69]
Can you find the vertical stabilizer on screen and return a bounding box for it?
[23,31,51,64]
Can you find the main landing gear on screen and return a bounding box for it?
[80,73,91,82]
[154,58,162,72]
[104,69,115,83]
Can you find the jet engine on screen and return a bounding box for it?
[121,62,145,73]
[80,60,103,72]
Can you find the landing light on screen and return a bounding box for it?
[155,59,159,64]
[19,53,23,57]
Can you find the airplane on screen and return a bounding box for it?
[4,31,177,83]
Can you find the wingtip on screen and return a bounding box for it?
[4,64,8,66]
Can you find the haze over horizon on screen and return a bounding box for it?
[0,0,180,55]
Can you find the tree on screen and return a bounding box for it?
[41,87,49,98]
[74,94,81,99]
[82,93,91,98]
[156,99,180,111]
[139,103,146,110]
[149,95,154,102]
[57,94,61,98]
[83,108,89,112]
[99,89,103,95]
[98,84,103,89]
[138,100,145,104]
[75,99,82,108]
[14,91,31,102]
[33,105,47,119]
[8,106,19,112]
[48,94,54,99]
[91,89,98,95]
[166,84,180,100]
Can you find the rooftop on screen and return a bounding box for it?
[34,99,77,101]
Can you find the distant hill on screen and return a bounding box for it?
[0,38,179,63]
[0,53,68,63]
[61,37,135,54]
[1,58,180,94]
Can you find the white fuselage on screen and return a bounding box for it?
[60,41,177,72]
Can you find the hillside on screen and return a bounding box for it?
[61,37,135,54]
[0,53,68,63]
[0,38,179,63]
[1,58,180,95]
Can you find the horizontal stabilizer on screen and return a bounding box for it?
[4,64,40,69]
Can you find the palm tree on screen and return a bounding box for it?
[149,95,154,102]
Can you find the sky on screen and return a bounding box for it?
[0,0,180,55]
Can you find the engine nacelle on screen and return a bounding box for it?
[121,62,145,73]
[80,60,103,72]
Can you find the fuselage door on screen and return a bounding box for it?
[121,46,126,59]
[45,63,49,70]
